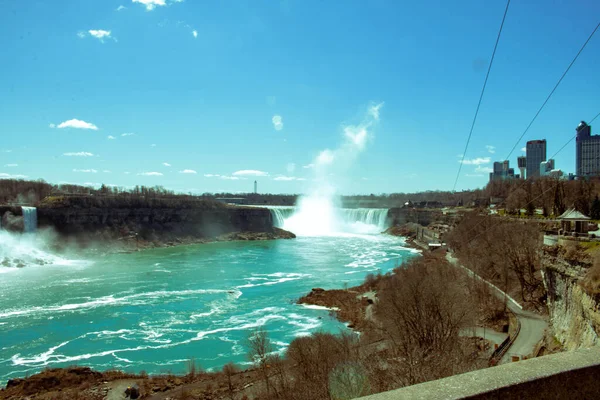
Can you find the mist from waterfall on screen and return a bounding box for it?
[282,102,384,236]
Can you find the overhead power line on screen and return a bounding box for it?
[453,0,511,192]
[504,21,600,160]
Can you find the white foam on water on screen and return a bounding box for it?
[298,304,340,311]
[0,288,242,319]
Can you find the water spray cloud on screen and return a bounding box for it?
[283,102,384,236]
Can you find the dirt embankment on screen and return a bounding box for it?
[0,366,269,400]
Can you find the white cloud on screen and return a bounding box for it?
[303,163,314,169]
[88,30,112,42]
[56,119,98,130]
[221,176,241,180]
[233,170,268,177]
[121,132,135,137]
[73,169,98,173]
[138,172,163,176]
[132,0,166,10]
[475,165,493,173]
[485,145,496,154]
[116,5,126,11]
[274,175,306,181]
[521,146,527,152]
[151,144,156,147]
[180,169,197,174]
[77,31,86,39]
[49,123,56,128]
[4,164,17,167]
[272,115,283,131]
[192,30,198,38]
[124,172,131,175]
[316,150,334,165]
[103,170,111,173]
[163,162,171,167]
[286,163,296,173]
[204,174,219,178]
[466,173,484,177]
[459,157,490,165]
[107,135,115,140]
[368,102,384,121]
[63,152,94,157]
[0,173,28,179]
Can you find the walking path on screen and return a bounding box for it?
[459,327,507,348]
[446,253,547,363]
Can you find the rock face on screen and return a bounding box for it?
[38,206,272,235]
[544,264,600,350]
[1,211,24,232]
[387,208,441,227]
[35,205,283,246]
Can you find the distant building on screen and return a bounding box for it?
[517,156,526,179]
[540,159,555,177]
[526,140,547,179]
[576,121,600,177]
[254,180,257,194]
[549,169,563,178]
[489,160,515,182]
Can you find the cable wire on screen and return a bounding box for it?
[504,21,600,160]
[453,0,511,192]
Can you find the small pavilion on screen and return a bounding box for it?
[558,209,591,235]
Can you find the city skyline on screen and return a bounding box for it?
[1,1,600,194]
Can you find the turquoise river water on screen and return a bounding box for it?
[0,212,417,382]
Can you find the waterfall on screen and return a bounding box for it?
[22,207,37,233]
[341,208,389,232]
[268,207,296,228]
[268,205,389,235]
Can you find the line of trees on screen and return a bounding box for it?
[447,213,545,310]
[487,177,600,217]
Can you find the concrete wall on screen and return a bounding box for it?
[357,347,600,400]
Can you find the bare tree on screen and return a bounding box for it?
[222,362,239,400]
[247,328,275,397]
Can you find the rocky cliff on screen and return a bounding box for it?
[0,201,295,249]
[543,262,600,350]
[35,205,276,241]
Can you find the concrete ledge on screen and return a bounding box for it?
[357,347,600,400]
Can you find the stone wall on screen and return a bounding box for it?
[358,347,600,400]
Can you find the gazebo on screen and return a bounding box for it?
[558,209,591,235]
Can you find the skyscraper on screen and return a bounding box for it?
[517,156,526,179]
[489,160,514,182]
[576,121,600,177]
[526,140,547,179]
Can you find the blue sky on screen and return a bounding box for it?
[1,0,599,195]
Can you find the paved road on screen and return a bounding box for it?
[446,253,547,363]
[459,327,507,347]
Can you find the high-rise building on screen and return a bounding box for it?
[517,156,526,179]
[526,140,547,179]
[254,180,257,194]
[576,121,600,177]
[489,160,514,182]
[540,159,555,177]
